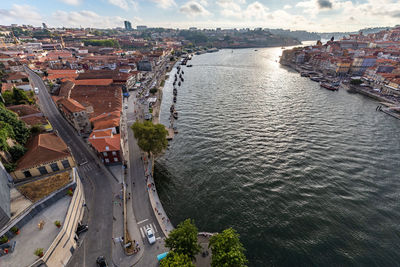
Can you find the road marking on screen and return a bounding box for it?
[152,223,158,233]
[139,227,145,238]
[137,219,149,225]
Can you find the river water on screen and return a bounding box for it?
[155,47,400,266]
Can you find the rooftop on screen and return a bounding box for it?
[89,133,120,152]
[15,133,70,172]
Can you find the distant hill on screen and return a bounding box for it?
[265,29,321,41]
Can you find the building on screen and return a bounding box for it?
[137,60,152,71]
[6,104,52,132]
[137,25,147,31]
[88,130,121,164]
[11,133,76,180]
[124,20,132,31]
[57,98,91,134]
[0,162,11,228]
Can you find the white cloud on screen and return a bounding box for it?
[51,10,126,28]
[58,0,82,5]
[150,0,176,9]
[180,1,211,17]
[107,0,137,10]
[0,4,42,24]
[283,4,292,9]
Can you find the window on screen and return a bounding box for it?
[103,152,108,156]
[105,146,109,151]
[105,158,110,163]
[23,170,32,178]
[114,157,118,162]
[62,160,70,168]
[38,166,48,175]
[50,163,60,172]
[112,151,116,156]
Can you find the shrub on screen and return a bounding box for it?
[11,226,19,234]
[54,220,61,228]
[34,248,44,257]
[0,235,8,244]
[150,88,158,95]
[4,163,16,173]
[9,144,27,161]
[67,189,73,196]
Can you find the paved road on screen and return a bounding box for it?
[25,68,115,267]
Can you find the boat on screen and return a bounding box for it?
[173,127,178,134]
[310,76,323,82]
[173,97,177,103]
[182,71,184,74]
[173,81,176,86]
[300,72,310,77]
[320,82,339,91]
[187,64,193,67]
[181,78,184,82]
[173,112,178,119]
[170,104,175,113]
[254,49,258,51]
[178,81,181,86]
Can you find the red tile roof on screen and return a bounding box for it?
[89,129,112,139]
[89,133,120,152]
[21,115,48,127]
[57,98,86,113]
[7,104,41,117]
[90,111,120,130]
[73,79,113,86]
[16,133,71,171]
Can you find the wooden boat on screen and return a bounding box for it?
[320,82,339,91]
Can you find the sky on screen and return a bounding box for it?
[0,0,399,32]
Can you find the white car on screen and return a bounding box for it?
[34,87,39,94]
[146,228,156,244]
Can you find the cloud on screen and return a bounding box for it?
[180,1,211,17]
[58,0,82,5]
[107,0,137,10]
[51,10,126,28]
[150,0,176,9]
[283,4,292,9]
[317,0,332,9]
[0,4,42,24]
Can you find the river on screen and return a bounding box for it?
[155,47,400,266]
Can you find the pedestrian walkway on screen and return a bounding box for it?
[142,155,174,237]
[108,165,144,267]
[79,162,96,172]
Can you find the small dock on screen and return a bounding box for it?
[166,126,174,140]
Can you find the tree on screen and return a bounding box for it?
[209,228,248,267]
[9,144,27,161]
[350,79,363,86]
[165,219,201,260]
[160,251,195,267]
[131,120,168,156]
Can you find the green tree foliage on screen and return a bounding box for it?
[0,121,14,150]
[83,39,120,48]
[209,228,248,267]
[150,88,158,94]
[165,219,201,260]
[0,105,30,145]
[179,30,209,45]
[3,88,34,106]
[160,251,194,267]
[9,143,27,161]
[131,120,168,155]
[4,163,16,173]
[350,79,363,85]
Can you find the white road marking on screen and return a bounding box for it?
[152,223,158,233]
[140,227,145,238]
[137,219,149,225]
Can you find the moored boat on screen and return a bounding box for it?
[320,82,339,91]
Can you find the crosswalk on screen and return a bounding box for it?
[79,162,95,172]
[139,223,158,238]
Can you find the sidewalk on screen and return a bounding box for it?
[143,155,174,237]
[109,165,144,266]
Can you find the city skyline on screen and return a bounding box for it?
[1,0,400,32]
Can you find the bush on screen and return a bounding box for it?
[350,79,362,85]
[150,88,158,95]
[34,248,44,257]
[11,226,19,234]
[54,220,61,227]
[9,144,27,161]
[0,235,8,244]
[4,163,16,173]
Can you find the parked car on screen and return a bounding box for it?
[34,87,39,94]
[76,223,88,235]
[146,228,156,244]
[96,256,108,267]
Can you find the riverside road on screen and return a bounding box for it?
[25,67,113,267]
